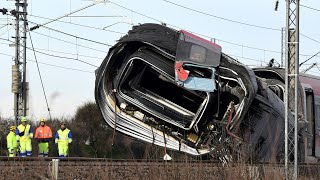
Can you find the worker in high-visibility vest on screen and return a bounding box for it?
[55,122,72,157]
[16,116,33,157]
[7,126,17,157]
[35,118,52,157]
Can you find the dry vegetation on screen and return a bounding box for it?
[1,159,320,180]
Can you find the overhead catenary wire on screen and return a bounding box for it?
[28,20,112,47]
[162,0,281,31]
[67,15,125,18]
[21,22,320,60]
[30,46,103,60]
[0,52,94,73]
[316,64,320,72]
[0,37,100,67]
[163,0,320,36]
[107,0,320,59]
[25,47,99,67]
[25,60,95,73]
[30,31,106,53]
[300,34,320,44]
[0,24,9,30]
[161,1,320,46]
[0,26,13,37]
[299,51,320,66]
[28,1,320,60]
[28,31,52,120]
[301,4,320,12]
[1,37,316,70]
[29,3,98,31]
[29,14,125,34]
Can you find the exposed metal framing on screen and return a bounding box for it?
[12,0,28,125]
[281,27,285,67]
[284,0,300,179]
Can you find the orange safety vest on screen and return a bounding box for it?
[35,125,52,139]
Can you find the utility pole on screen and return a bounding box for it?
[284,0,300,179]
[11,0,28,125]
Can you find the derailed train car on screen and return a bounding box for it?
[95,23,320,162]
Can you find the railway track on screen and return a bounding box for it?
[0,157,319,179]
[0,156,319,164]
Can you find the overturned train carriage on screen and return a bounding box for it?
[95,24,298,162]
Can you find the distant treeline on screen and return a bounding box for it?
[0,102,193,160]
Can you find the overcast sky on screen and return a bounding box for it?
[1,0,319,120]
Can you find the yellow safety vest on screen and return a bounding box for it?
[7,131,17,150]
[16,124,33,142]
[55,128,72,145]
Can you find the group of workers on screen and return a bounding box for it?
[6,117,72,158]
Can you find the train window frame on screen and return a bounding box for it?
[315,98,320,158]
[304,87,316,155]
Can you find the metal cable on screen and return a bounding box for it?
[0,36,100,67]
[316,64,320,72]
[0,52,94,73]
[28,31,52,120]
[28,20,112,47]
[1,37,315,68]
[108,0,320,58]
[301,4,320,12]
[31,31,106,53]
[29,3,97,31]
[0,24,8,30]
[29,14,125,34]
[25,47,99,67]
[299,51,320,66]
[163,0,281,31]
[29,46,102,60]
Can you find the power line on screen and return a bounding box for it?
[108,0,320,59]
[1,35,317,68]
[299,51,320,66]
[30,31,106,53]
[28,6,320,61]
[0,52,94,73]
[0,26,13,36]
[30,47,102,60]
[218,38,320,58]
[0,24,9,30]
[300,33,320,44]
[162,1,320,46]
[301,4,320,12]
[162,0,281,31]
[67,15,125,18]
[29,14,125,34]
[28,20,112,47]
[316,65,320,73]
[29,3,98,31]
[109,1,282,51]
[0,37,103,60]
[28,31,52,120]
[0,37,100,67]
[25,47,99,68]
[109,1,172,26]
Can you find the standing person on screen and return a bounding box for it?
[16,116,33,157]
[35,118,52,157]
[55,122,72,157]
[7,126,17,157]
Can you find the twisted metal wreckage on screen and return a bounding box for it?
[95,23,309,162]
